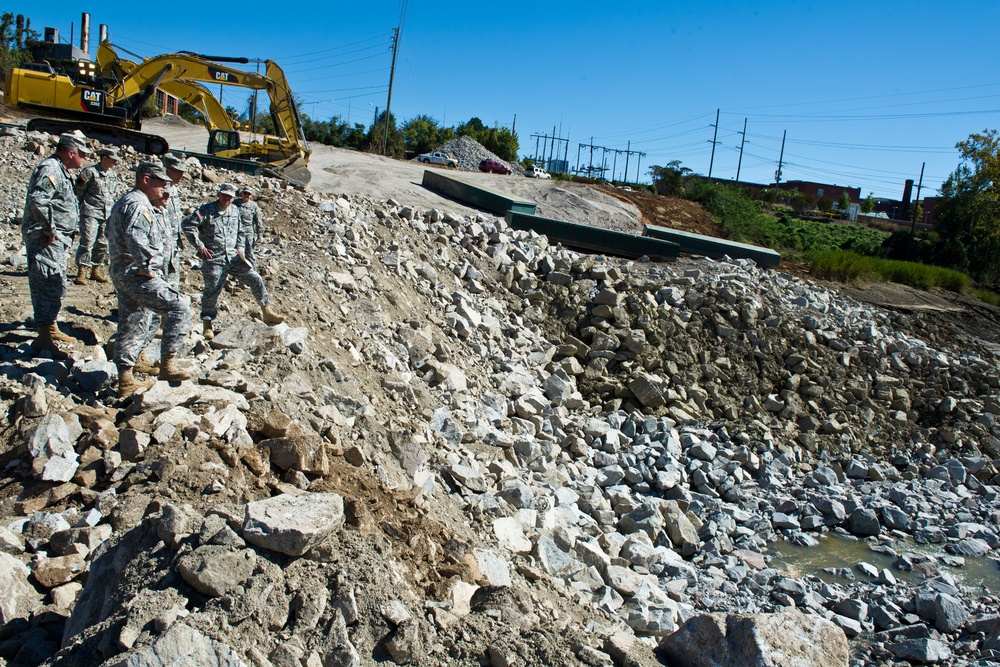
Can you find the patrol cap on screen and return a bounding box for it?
[136,160,171,183]
[57,133,91,155]
[97,146,120,160]
[239,186,256,195]
[218,183,237,196]
[161,153,188,174]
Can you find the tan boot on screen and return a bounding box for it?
[202,319,215,340]
[74,266,88,286]
[158,355,190,382]
[261,305,284,325]
[47,324,78,344]
[117,368,153,398]
[133,350,160,375]
[90,265,110,283]
[30,325,68,360]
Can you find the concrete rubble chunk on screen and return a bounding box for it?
[243,493,344,556]
[658,612,849,667]
[0,552,43,625]
[104,622,249,667]
[176,546,257,598]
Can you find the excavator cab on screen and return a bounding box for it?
[208,129,241,155]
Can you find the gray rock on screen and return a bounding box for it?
[104,623,248,666]
[888,638,952,663]
[658,612,849,667]
[848,508,880,536]
[882,505,912,531]
[446,464,487,493]
[72,358,117,392]
[243,492,344,556]
[934,593,968,633]
[27,413,72,459]
[946,538,990,557]
[177,546,256,597]
[0,552,43,625]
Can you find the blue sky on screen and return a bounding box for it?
[7,1,1000,199]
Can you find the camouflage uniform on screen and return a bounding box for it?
[74,162,119,267]
[107,190,191,368]
[183,199,269,322]
[235,198,263,265]
[22,155,79,325]
[161,184,184,288]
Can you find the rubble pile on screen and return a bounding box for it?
[430,135,521,175]
[0,127,998,667]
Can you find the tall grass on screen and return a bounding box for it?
[810,250,971,293]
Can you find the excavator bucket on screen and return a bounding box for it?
[264,155,311,187]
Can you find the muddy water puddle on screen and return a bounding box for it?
[770,533,1000,591]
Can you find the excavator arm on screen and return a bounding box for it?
[96,41,311,184]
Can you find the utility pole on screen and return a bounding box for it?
[382,26,401,155]
[623,140,631,184]
[907,162,926,260]
[576,144,582,174]
[774,130,786,193]
[735,118,747,183]
[708,108,719,180]
[635,152,645,184]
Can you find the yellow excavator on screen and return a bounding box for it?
[3,40,311,185]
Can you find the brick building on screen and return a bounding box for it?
[773,180,861,204]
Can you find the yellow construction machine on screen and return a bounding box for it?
[3,40,311,185]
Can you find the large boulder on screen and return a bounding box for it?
[0,552,43,625]
[242,493,344,556]
[657,612,848,667]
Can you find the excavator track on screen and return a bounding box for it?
[26,118,170,155]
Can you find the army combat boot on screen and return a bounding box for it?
[90,265,110,283]
[74,266,88,286]
[30,325,68,361]
[202,319,215,341]
[133,350,160,375]
[158,355,190,382]
[117,368,154,398]
[47,324,78,344]
[261,305,284,325]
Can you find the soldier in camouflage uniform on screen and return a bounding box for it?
[107,161,192,397]
[73,146,120,285]
[22,133,89,360]
[236,186,264,268]
[160,154,188,289]
[133,153,190,376]
[182,183,283,341]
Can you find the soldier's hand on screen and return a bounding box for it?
[41,234,54,246]
[236,249,245,260]
[199,247,213,259]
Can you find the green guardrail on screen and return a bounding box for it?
[506,211,680,260]
[422,170,536,216]
[644,224,781,268]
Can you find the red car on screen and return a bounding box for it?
[479,159,512,175]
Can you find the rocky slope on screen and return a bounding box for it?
[0,127,998,667]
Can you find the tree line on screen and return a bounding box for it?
[650,136,1000,287]
[180,102,520,164]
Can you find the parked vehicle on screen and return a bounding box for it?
[479,158,511,175]
[417,151,458,169]
[525,165,551,179]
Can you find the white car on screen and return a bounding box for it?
[525,165,551,179]
[417,151,458,169]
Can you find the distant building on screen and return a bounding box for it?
[772,180,861,204]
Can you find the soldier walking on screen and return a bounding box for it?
[236,186,264,268]
[182,182,283,341]
[22,133,89,360]
[107,161,192,397]
[74,146,120,285]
